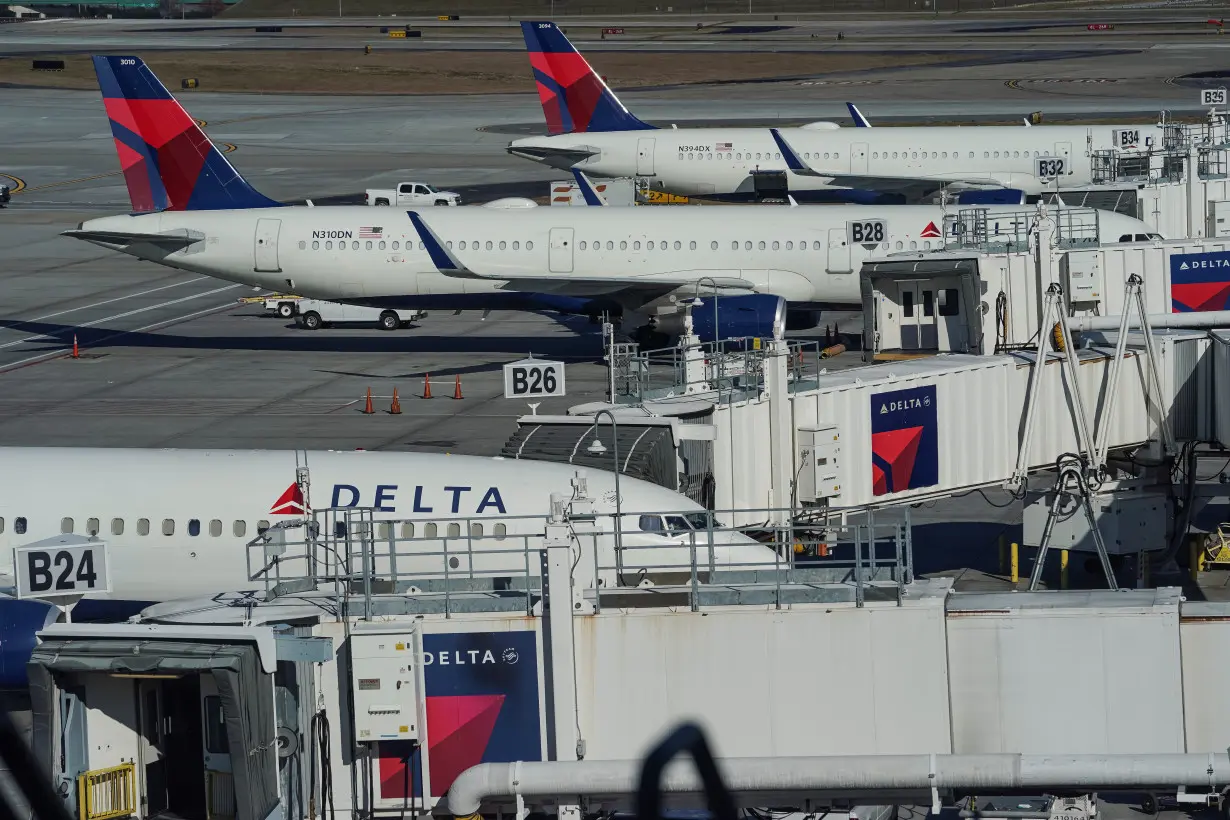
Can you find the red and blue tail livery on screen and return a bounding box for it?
[520,21,652,135]
[92,56,280,213]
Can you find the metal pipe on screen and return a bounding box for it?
[447,753,1230,817]
[1073,310,1230,332]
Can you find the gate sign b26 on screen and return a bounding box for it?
[503,358,566,399]
[1169,250,1230,312]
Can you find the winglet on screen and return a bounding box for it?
[571,169,607,206]
[847,103,872,128]
[520,20,654,134]
[406,211,478,278]
[770,128,822,177]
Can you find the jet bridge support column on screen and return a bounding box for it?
[541,493,587,820]
[764,339,793,525]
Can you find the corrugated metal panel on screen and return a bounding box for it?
[946,591,1184,755]
[575,600,953,759]
[1180,618,1230,752]
[1212,331,1230,446]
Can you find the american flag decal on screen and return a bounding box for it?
[359,226,383,238]
[716,142,733,151]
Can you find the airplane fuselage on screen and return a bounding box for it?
[75,204,1156,313]
[509,123,1166,199]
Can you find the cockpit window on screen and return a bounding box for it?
[1118,234,1132,242]
[638,515,664,533]
[1148,233,1162,240]
[665,515,692,534]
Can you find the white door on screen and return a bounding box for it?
[254,218,281,272]
[851,142,869,174]
[827,229,852,273]
[899,282,938,350]
[637,138,655,176]
[549,228,574,273]
[1053,141,1073,175]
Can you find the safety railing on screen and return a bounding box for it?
[947,207,1101,252]
[246,503,914,617]
[76,763,135,820]
[619,337,825,403]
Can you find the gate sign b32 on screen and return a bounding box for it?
[1169,251,1230,312]
[870,385,939,497]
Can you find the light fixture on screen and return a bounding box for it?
[587,439,608,455]
[689,297,704,307]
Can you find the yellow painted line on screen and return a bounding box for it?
[220,142,237,154]
[195,118,208,128]
[0,173,26,194]
[1005,79,1022,90]
[23,171,119,193]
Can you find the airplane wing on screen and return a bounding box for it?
[770,128,1018,196]
[406,211,756,290]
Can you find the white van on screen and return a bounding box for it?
[293,299,424,331]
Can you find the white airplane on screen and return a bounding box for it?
[510,21,1165,203]
[0,446,777,686]
[70,59,1158,343]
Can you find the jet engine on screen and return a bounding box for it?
[651,294,787,343]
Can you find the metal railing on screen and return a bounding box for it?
[76,763,134,820]
[947,207,1101,252]
[245,504,914,618]
[618,337,825,403]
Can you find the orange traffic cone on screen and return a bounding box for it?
[362,387,374,415]
[422,373,432,399]
[390,387,402,415]
[453,374,463,400]
[72,335,79,359]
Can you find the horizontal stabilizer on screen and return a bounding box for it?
[61,228,203,251]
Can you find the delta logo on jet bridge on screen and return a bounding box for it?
[870,385,939,497]
[1170,251,1230,312]
[377,631,542,799]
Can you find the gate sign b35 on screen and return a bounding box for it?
[14,538,111,600]
[503,358,566,399]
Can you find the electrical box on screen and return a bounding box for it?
[1209,201,1230,238]
[1023,487,1168,555]
[350,629,420,742]
[796,425,842,503]
[1064,251,1103,305]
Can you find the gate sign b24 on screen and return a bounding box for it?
[503,358,566,399]
[14,539,111,600]
[1169,250,1230,312]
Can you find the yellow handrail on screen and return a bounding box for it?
[77,763,135,820]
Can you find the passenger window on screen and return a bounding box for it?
[494,523,507,540]
[61,517,73,534]
[326,241,333,250]
[377,522,391,539]
[743,241,752,250]
[0,517,4,534]
[895,241,903,249]
[579,241,587,250]
[470,523,483,537]
[499,240,506,250]
[834,152,839,159]
[910,241,918,250]
[188,519,200,536]
[138,518,150,536]
[512,241,520,250]
[731,241,738,250]
[772,240,779,250]
[391,241,399,250]
[379,241,386,250]
[633,241,641,250]
[526,241,534,250]
[15,517,26,535]
[687,153,693,160]
[639,515,664,532]
[786,241,793,250]
[459,241,467,250]
[674,241,681,250]
[938,288,959,317]
[446,241,453,249]
[365,241,372,250]
[485,241,493,250]
[312,241,319,250]
[425,523,438,538]
[984,152,989,158]
[689,241,696,250]
[606,241,614,250]
[620,241,627,250]
[923,290,935,317]
[163,519,175,536]
[447,523,461,537]
[209,519,222,537]
[233,520,246,537]
[298,241,306,250]
[258,519,270,533]
[758,241,766,250]
[87,518,99,536]
[813,241,821,250]
[645,241,652,252]
[711,241,718,250]
[903,290,914,317]
[351,241,359,250]
[401,522,415,538]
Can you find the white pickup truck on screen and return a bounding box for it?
[366,182,460,207]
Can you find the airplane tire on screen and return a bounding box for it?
[277,302,295,318]
[301,311,322,330]
[378,311,400,331]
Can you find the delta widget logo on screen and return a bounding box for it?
[1170,251,1230,312]
[269,483,306,515]
[870,385,939,497]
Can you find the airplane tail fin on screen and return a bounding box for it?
[520,21,653,134]
[92,56,281,212]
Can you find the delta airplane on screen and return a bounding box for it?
[0,446,776,687]
[68,57,1157,342]
[508,21,1166,203]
